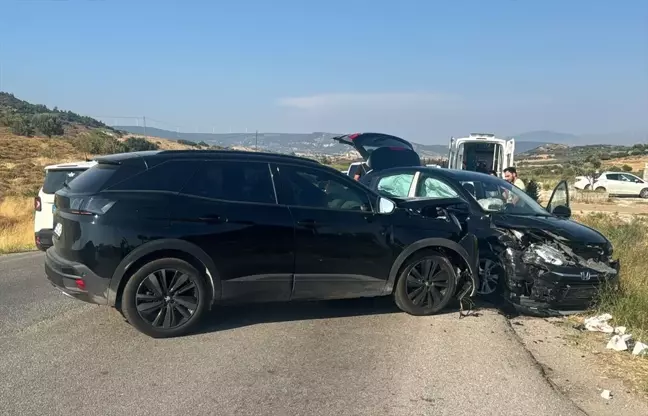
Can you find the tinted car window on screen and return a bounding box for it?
[42,169,86,194]
[67,164,144,193]
[182,161,276,204]
[415,176,459,198]
[108,160,198,193]
[606,174,620,180]
[377,173,414,197]
[277,165,369,210]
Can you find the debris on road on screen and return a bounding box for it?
[600,389,613,400]
[579,313,648,358]
[606,334,633,351]
[583,314,614,333]
[632,342,648,356]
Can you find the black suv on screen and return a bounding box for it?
[46,150,479,337]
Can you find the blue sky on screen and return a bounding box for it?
[1,0,647,143]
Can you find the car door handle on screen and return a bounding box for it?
[297,219,317,228]
[198,215,227,224]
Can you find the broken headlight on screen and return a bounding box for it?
[528,244,569,266]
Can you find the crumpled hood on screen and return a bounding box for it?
[493,214,610,245]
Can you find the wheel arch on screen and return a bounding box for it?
[385,236,479,297]
[108,239,221,309]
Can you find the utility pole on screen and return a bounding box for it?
[143,116,147,136]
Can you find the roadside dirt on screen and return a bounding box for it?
[510,316,648,416]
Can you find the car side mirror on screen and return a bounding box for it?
[552,204,571,218]
[378,197,396,214]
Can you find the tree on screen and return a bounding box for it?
[525,179,540,202]
[622,164,633,172]
[10,116,34,136]
[32,114,64,137]
[590,158,602,169]
[124,137,159,152]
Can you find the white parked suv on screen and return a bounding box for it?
[34,161,97,250]
[574,171,648,198]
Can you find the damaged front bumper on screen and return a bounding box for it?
[501,241,620,314]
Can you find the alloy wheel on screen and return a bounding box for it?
[135,269,199,329]
[405,257,451,308]
[477,258,500,295]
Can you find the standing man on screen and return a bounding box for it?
[503,167,525,190]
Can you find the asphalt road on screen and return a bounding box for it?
[0,252,586,416]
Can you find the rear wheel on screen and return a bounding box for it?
[394,251,457,316]
[121,258,209,338]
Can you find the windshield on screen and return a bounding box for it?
[459,177,549,216]
[42,169,86,194]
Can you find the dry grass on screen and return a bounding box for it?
[0,128,86,197]
[0,196,34,254]
[576,213,648,343]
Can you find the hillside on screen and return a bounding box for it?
[0,93,206,197]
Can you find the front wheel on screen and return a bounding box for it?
[640,188,648,199]
[121,258,209,338]
[595,187,606,192]
[394,251,458,316]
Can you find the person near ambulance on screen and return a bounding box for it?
[503,166,525,204]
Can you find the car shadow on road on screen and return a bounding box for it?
[192,296,495,336]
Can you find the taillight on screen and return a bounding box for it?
[34,196,42,211]
[69,197,116,215]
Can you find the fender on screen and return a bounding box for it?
[107,238,221,306]
[384,235,480,296]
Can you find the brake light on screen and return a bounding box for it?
[75,279,86,290]
[69,197,116,215]
[34,196,42,211]
[349,133,360,140]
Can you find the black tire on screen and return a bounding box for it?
[394,251,458,316]
[583,184,590,190]
[640,188,648,199]
[121,258,209,338]
[595,187,606,192]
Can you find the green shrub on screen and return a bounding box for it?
[10,116,34,136]
[123,137,159,152]
[32,114,64,137]
[525,179,540,202]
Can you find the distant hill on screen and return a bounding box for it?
[115,126,449,158]
[509,130,648,147]
[115,126,549,158]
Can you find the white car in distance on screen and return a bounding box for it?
[574,171,648,198]
[34,161,97,250]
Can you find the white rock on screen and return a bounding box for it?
[601,390,612,400]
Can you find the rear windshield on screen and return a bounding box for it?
[42,169,87,194]
[67,164,143,193]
